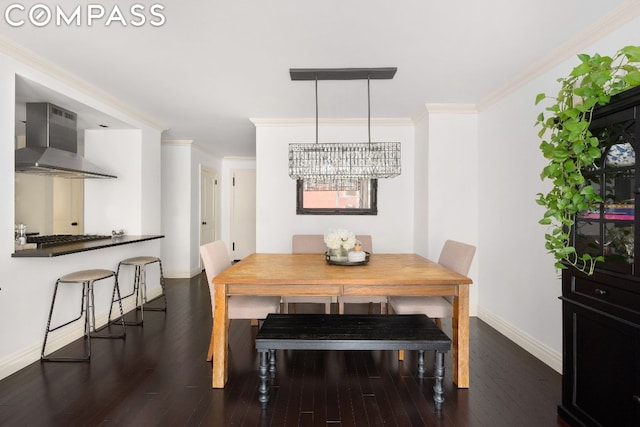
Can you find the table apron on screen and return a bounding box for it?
[342,284,458,296]
[225,283,459,297]
[226,284,342,295]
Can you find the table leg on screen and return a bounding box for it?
[212,283,228,388]
[452,285,469,388]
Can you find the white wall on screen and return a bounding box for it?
[477,16,640,372]
[254,119,415,253]
[161,142,193,278]
[85,129,144,234]
[412,112,429,256]
[0,49,163,380]
[160,141,224,278]
[141,127,162,234]
[421,106,480,314]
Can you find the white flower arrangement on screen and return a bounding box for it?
[324,229,356,251]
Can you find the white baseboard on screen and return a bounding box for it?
[469,303,478,317]
[0,287,163,381]
[164,267,202,279]
[477,306,562,373]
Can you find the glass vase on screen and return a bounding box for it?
[328,247,348,262]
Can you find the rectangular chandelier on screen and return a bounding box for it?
[288,141,401,182]
[287,68,401,190]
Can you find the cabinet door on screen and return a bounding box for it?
[574,105,638,276]
[563,301,640,425]
[53,177,83,234]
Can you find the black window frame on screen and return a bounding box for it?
[296,179,378,215]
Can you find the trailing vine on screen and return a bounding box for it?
[535,45,640,274]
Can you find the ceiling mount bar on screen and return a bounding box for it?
[290,67,397,81]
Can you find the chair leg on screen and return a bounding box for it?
[398,349,405,361]
[325,301,331,314]
[338,301,345,314]
[207,318,231,362]
[207,325,215,362]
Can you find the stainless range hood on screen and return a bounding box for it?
[15,103,117,179]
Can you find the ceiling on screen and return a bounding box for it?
[1,0,635,157]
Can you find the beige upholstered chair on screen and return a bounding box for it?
[200,240,281,361]
[388,239,476,360]
[336,235,388,314]
[282,235,333,314]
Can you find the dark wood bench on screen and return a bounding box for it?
[254,313,452,410]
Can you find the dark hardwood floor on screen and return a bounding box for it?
[0,274,564,426]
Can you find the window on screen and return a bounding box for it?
[296,179,377,215]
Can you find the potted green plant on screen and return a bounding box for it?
[535,45,640,274]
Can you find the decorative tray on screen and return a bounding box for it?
[325,251,370,266]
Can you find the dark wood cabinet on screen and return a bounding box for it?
[560,269,640,425]
[560,87,640,426]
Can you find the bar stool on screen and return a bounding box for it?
[41,269,126,362]
[111,256,166,326]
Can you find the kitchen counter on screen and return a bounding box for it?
[11,235,164,258]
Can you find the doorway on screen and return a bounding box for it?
[200,167,219,265]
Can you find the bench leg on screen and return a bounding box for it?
[269,349,276,376]
[433,351,446,411]
[258,350,270,405]
[417,350,425,378]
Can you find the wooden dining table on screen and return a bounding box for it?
[210,253,473,389]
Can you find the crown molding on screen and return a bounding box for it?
[411,103,478,124]
[194,141,224,158]
[161,139,253,160]
[411,107,428,124]
[250,117,413,127]
[161,139,193,147]
[223,156,257,161]
[424,103,478,114]
[478,0,640,110]
[0,35,167,132]
[193,141,230,160]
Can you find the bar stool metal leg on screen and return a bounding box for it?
[41,269,126,362]
[99,273,127,338]
[111,256,167,326]
[143,259,167,312]
[111,262,142,326]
